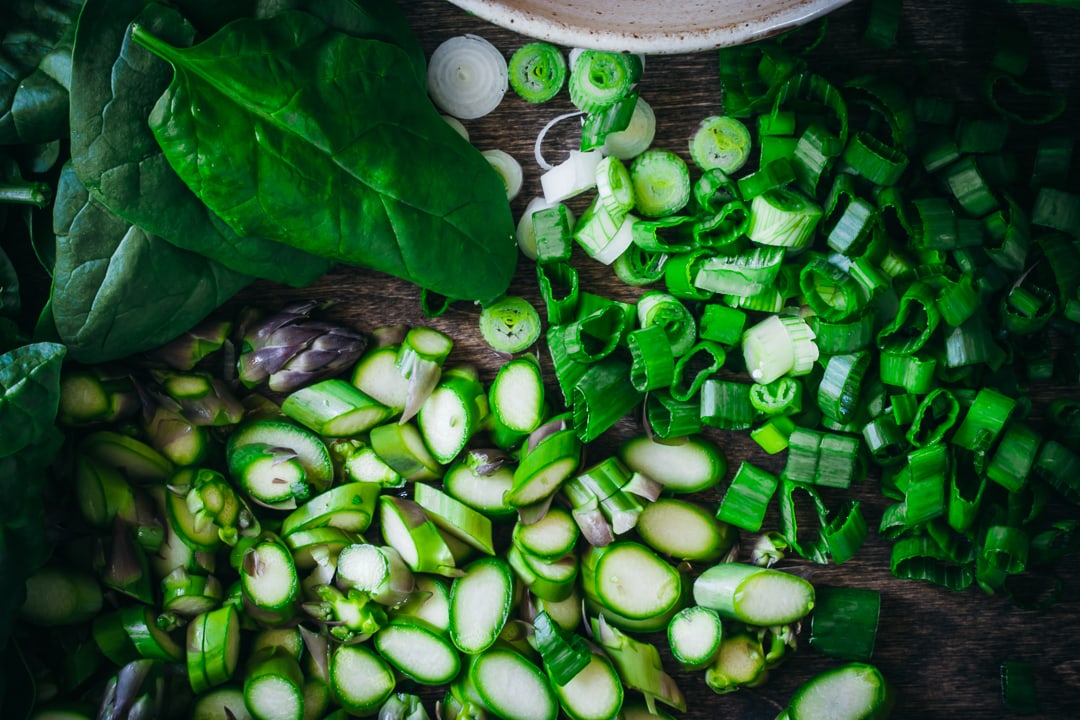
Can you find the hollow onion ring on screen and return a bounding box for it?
[427,34,508,120]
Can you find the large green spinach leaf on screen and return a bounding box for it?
[50,163,251,363]
[0,0,83,145]
[0,341,64,457]
[134,11,517,303]
[69,0,334,287]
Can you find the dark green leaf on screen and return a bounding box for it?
[253,0,426,83]
[174,0,260,35]
[50,163,251,363]
[0,0,83,145]
[0,426,64,649]
[69,0,333,287]
[0,247,18,319]
[0,341,64,458]
[135,12,517,302]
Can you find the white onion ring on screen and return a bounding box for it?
[427,34,508,120]
[515,196,555,260]
[440,114,470,141]
[533,110,586,171]
[481,148,524,200]
[602,96,656,160]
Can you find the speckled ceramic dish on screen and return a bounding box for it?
[444,0,853,54]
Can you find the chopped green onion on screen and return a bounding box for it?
[700,378,755,431]
[951,387,1017,450]
[693,246,786,296]
[603,96,657,159]
[573,198,637,265]
[636,291,697,357]
[689,115,752,174]
[751,415,797,454]
[537,262,580,326]
[747,188,824,249]
[843,131,909,186]
[532,203,575,265]
[669,341,728,403]
[876,280,941,354]
[717,462,778,532]
[644,391,704,439]
[903,445,948,526]
[817,352,871,424]
[582,92,640,152]
[906,388,960,448]
[568,50,641,113]
[571,358,643,443]
[1000,660,1040,714]
[808,586,881,661]
[985,423,1042,492]
[508,42,567,104]
[741,313,820,385]
[890,535,973,590]
[626,326,675,392]
[630,149,692,218]
[698,304,747,346]
[750,377,803,417]
[479,296,542,354]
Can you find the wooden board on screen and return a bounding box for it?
[232,1,1080,717]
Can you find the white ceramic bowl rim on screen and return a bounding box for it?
[445,0,854,55]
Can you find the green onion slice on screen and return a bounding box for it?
[689,115,752,174]
[568,50,642,113]
[479,296,542,354]
[508,42,567,103]
[630,149,692,218]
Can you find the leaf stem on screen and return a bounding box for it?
[129,22,177,61]
[0,183,52,208]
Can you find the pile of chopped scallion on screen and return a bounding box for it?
[494,1,1080,607]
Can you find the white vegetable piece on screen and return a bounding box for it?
[603,97,657,160]
[427,34,507,120]
[540,149,603,204]
[481,149,524,200]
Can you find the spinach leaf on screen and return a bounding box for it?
[172,0,260,35]
[69,0,333,288]
[253,0,426,82]
[50,163,251,363]
[0,0,82,145]
[0,341,64,458]
[134,12,517,303]
[0,247,19,321]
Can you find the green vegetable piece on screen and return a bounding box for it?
[689,115,752,174]
[132,11,516,302]
[49,164,250,363]
[479,296,542,353]
[776,662,894,720]
[509,42,567,103]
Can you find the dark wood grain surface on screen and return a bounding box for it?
[232,1,1080,717]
